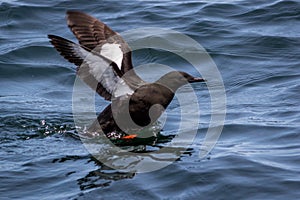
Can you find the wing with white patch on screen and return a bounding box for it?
[66,11,132,73]
[48,35,134,100]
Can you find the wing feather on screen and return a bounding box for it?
[66,11,131,72]
[48,34,133,100]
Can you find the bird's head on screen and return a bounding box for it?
[157,71,205,92]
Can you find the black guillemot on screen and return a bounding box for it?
[48,11,205,145]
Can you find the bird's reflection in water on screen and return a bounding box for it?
[77,159,136,190]
[66,132,194,191]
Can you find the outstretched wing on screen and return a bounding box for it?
[66,10,133,73]
[48,35,134,101]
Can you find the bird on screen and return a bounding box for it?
[48,11,205,145]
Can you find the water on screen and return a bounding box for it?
[1,0,300,199]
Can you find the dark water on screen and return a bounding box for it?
[1,0,300,199]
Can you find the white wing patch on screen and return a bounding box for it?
[100,43,123,70]
[74,44,133,97]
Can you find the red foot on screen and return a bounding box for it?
[122,134,137,139]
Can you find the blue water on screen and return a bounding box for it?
[1,0,300,199]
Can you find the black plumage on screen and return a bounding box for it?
[48,11,205,143]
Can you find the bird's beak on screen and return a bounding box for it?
[189,77,206,83]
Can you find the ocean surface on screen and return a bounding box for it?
[1,0,300,199]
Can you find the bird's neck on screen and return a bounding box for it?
[156,79,182,93]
